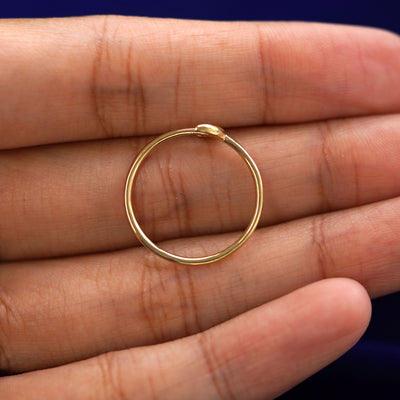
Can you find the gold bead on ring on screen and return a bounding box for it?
[125,124,263,265]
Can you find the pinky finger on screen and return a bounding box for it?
[0,278,371,400]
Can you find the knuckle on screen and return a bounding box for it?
[90,15,113,138]
[171,265,203,337]
[315,120,335,212]
[197,332,237,400]
[144,147,191,239]
[137,259,167,343]
[0,160,18,262]
[254,24,276,124]
[310,214,335,280]
[96,352,128,400]
[0,285,17,372]
[138,257,203,342]
[90,15,147,138]
[315,120,363,209]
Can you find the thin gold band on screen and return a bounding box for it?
[125,124,263,265]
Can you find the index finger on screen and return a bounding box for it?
[0,279,370,399]
[1,16,399,149]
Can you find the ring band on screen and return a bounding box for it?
[125,124,263,265]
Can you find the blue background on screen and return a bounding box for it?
[1,1,400,398]
[0,0,399,34]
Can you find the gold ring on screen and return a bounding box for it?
[125,124,263,265]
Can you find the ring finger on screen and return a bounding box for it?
[1,114,400,260]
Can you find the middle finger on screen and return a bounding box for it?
[1,194,400,373]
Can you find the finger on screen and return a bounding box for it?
[1,17,400,149]
[2,114,400,260]
[0,279,371,400]
[0,195,398,373]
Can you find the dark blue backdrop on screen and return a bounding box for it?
[0,0,399,34]
[1,1,400,398]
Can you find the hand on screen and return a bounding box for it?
[0,16,399,399]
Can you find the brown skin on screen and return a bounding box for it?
[0,15,399,399]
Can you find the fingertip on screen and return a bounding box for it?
[311,278,372,344]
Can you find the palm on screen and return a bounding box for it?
[1,15,400,399]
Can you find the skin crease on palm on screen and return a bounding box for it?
[0,14,399,399]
